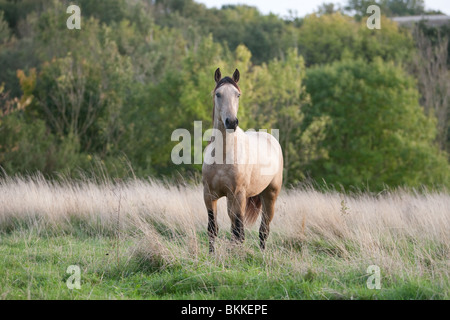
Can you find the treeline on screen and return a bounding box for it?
[0,0,449,191]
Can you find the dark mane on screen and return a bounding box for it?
[214,76,241,93]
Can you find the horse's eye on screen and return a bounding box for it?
[237,94,241,98]
[216,93,221,98]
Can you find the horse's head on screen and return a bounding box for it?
[213,68,241,132]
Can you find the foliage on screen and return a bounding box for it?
[411,27,450,153]
[0,0,48,31]
[298,13,414,66]
[0,0,448,191]
[247,49,329,185]
[0,10,9,43]
[345,0,428,19]
[304,58,450,190]
[0,85,85,175]
[298,13,358,66]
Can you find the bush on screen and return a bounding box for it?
[304,58,450,190]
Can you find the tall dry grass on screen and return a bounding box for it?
[0,174,449,286]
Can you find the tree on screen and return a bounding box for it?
[248,49,329,185]
[0,0,48,32]
[118,35,235,176]
[75,0,128,24]
[0,0,448,187]
[356,15,414,63]
[0,72,86,175]
[412,27,450,153]
[345,0,426,18]
[304,58,450,190]
[298,13,358,66]
[298,12,414,66]
[210,5,296,65]
[30,22,133,157]
[316,2,343,15]
[0,10,9,43]
[386,0,425,16]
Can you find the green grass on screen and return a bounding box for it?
[0,228,446,300]
[0,177,448,300]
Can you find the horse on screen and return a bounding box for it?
[202,68,283,252]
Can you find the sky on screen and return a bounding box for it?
[196,0,450,18]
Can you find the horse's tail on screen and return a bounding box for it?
[244,195,262,226]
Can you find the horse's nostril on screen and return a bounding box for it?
[225,118,238,130]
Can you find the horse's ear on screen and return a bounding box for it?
[214,68,221,83]
[232,69,240,84]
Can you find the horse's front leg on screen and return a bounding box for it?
[227,191,246,244]
[204,192,218,253]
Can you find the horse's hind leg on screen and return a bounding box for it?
[204,192,218,253]
[259,187,279,250]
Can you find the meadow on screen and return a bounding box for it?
[0,175,448,300]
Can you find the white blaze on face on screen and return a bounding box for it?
[215,84,240,127]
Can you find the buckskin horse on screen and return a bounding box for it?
[202,68,283,252]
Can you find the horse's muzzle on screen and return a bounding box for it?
[225,117,239,131]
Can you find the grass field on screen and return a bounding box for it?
[0,175,448,300]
